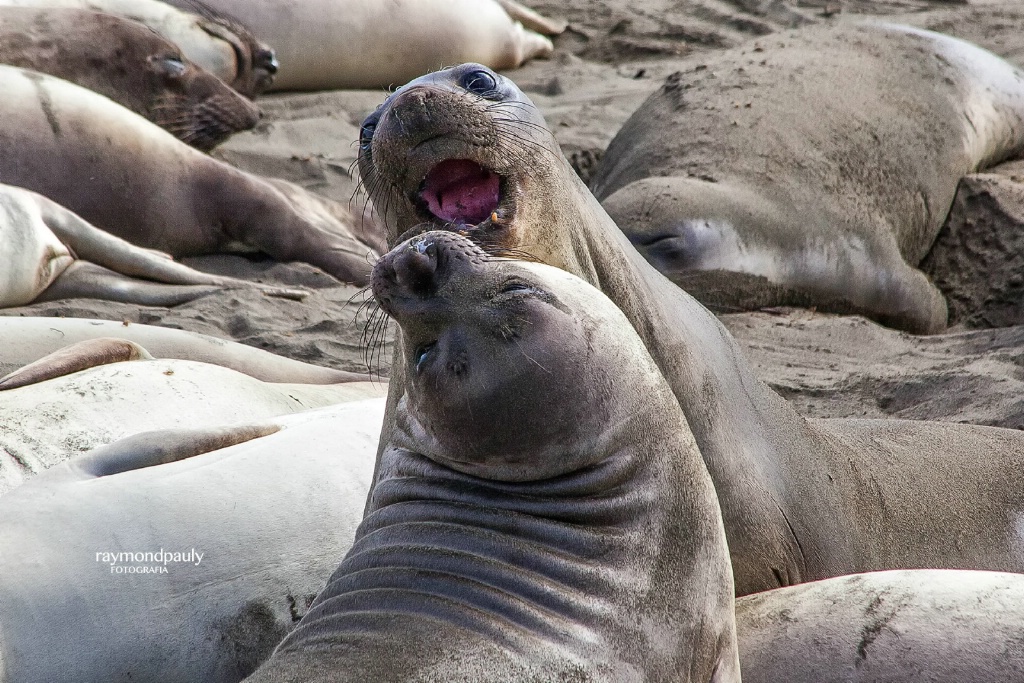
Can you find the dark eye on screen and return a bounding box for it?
[359,117,378,150]
[414,342,436,372]
[460,70,498,98]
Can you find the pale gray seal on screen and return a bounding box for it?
[358,62,1024,596]
[245,230,740,682]
[163,0,565,91]
[0,7,260,150]
[0,399,382,683]
[0,64,380,284]
[737,569,1024,683]
[0,338,384,493]
[590,23,1024,334]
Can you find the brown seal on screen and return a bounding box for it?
[245,230,740,682]
[358,62,1024,597]
[0,64,380,284]
[0,7,261,150]
[590,24,1024,334]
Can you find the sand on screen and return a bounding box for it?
[4,0,1024,428]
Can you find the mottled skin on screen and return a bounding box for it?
[359,62,1024,597]
[591,24,1024,334]
[245,231,739,682]
[0,7,260,150]
[737,569,1024,683]
[0,65,379,284]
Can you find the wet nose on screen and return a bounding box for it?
[393,237,440,295]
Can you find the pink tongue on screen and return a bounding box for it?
[421,159,500,224]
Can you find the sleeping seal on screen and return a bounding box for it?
[163,0,565,91]
[0,64,380,284]
[0,7,260,150]
[590,23,1024,334]
[0,0,277,95]
[245,230,740,682]
[0,183,306,308]
[359,62,1024,597]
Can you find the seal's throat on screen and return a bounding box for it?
[276,447,662,656]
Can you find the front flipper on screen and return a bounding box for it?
[0,337,153,390]
[495,0,567,35]
[69,423,281,479]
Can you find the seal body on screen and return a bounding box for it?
[163,0,561,90]
[0,400,382,683]
[737,569,1024,683]
[0,353,383,494]
[0,7,260,149]
[590,23,1024,334]
[0,65,379,284]
[358,62,1024,596]
[0,183,309,307]
[246,231,739,682]
[0,0,277,95]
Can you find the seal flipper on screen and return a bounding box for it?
[0,337,153,391]
[70,423,280,478]
[37,261,234,307]
[494,0,567,35]
[37,193,310,301]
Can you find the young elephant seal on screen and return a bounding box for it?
[0,0,277,96]
[163,0,563,91]
[359,63,1024,597]
[0,7,260,150]
[590,24,1024,334]
[0,183,307,307]
[246,231,740,682]
[0,65,379,284]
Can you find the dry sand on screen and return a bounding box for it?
[4,0,1024,428]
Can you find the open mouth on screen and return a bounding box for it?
[418,159,502,225]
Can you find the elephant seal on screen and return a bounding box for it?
[0,338,384,493]
[0,399,383,683]
[163,0,564,91]
[359,62,1024,596]
[0,7,260,150]
[0,0,277,95]
[246,230,740,682]
[0,183,308,308]
[0,316,368,383]
[589,23,1024,334]
[0,65,380,284]
[737,569,1024,683]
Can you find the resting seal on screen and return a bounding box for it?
[589,23,1024,334]
[0,7,260,150]
[0,183,308,308]
[0,316,368,383]
[0,337,384,493]
[0,399,382,683]
[163,0,564,91]
[737,569,1024,683]
[0,0,277,95]
[359,63,1024,596]
[0,65,380,284]
[245,231,740,682]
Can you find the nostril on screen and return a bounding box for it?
[394,239,439,293]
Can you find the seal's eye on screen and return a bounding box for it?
[414,342,436,372]
[500,282,534,294]
[155,56,187,78]
[359,118,377,151]
[460,70,499,98]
